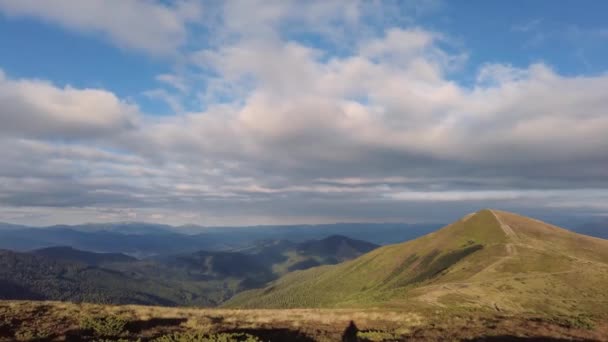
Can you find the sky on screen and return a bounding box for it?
[0,0,608,226]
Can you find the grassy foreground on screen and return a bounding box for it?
[0,300,607,341]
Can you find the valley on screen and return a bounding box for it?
[0,235,377,306]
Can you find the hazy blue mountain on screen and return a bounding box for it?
[1,219,603,258]
[0,228,232,257]
[0,222,27,230]
[176,222,443,245]
[31,246,137,265]
[0,222,439,256]
[574,220,608,239]
[54,222,176,235]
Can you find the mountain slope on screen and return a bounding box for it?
[225,209,608,316]
[295,235,378,262]
[31,246,136,265]
[0,248,270,306]
[148,235,378,290]
[0,250,185,305]
[0,236,377,307]
[241,235,379,275]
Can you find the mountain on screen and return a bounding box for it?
[235,235,378,275]
[1,218,605,259]
[225,209,608,317]
[0,247,270,306]
[0,236,376,306]
[0,222,27,230]
[148,235,378,289]
[295,235,378,261]
[55,222,176,235]
[575,219,608,239]
[0,222,435,257]
[31,246,136,265]
[0,228,234,257]
[175,223,442,245]
[0,249,185,305]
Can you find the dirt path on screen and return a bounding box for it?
[466,210,521,275]
[489,210,519,244]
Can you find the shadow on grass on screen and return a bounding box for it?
[342,320,359,342]
[125,317,187,333]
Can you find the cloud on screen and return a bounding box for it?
[0,70,137,140]
[1,2,608,225]
[0,70,138,140]
[0,0,202,54]
[511,18,543,33]
[156,74,189,93]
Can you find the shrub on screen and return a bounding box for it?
[80,315,128,337]
[357,330,398,341]
[562,315,596,330]
[0,316,12,330]
[14,327,51,341]
[153,332,262,342]
[542,314,596,330]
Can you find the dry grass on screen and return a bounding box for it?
[1,300,607,341]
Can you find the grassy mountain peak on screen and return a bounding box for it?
[225,209,608,316]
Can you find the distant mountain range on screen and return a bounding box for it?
[0,222,439,257]
[226,210,608,317]
[574,219,608,239]
[31,246,137,265]
[0,235,377,306]
[1,218,604,259]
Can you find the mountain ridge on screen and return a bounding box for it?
[31,246,137,265]
[225,209,608,315]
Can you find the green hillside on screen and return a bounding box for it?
[225,209,608,316]
[236,235,379,275]
[0,249,201,305]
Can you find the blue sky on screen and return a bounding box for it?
[2,1,607,112]
[0,0,607,226]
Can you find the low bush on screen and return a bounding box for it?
[153,332,262,342]
[14,327,52,341]
[357,330,398,341]
[80,315,128,337]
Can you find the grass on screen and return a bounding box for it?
[0,300,606,341]
[153,332,261,342]
[357,330,399,341]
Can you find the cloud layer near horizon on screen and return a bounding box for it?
[0,0,607,225]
